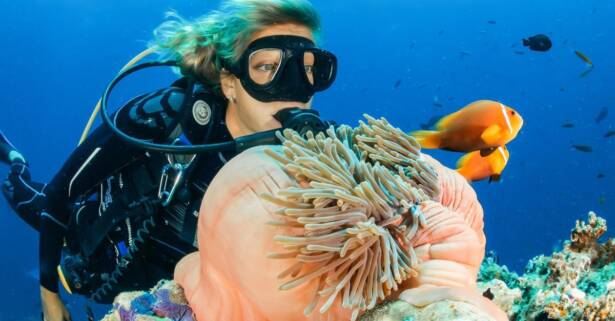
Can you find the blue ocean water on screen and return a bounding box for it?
[0,0,613,320]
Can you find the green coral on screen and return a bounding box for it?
[478,252,521,289]
[478,212,614,321]
[578,262,615,297]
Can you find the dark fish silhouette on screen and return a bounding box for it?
[522,34,552,52]
[513,51,525,55]
[482,288,495,300]
[604,130,615,138]
[459,50,472,58]
[571,144,593,152]
[595,107,608,123]
[487,20,497,24]
[420,114,443,130]
[561,122,574,128]
[597,173,605,179]
[393,79,402,89]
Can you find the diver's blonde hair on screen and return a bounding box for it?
[150,0,321,88]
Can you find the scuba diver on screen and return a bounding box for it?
[0,0,336,320]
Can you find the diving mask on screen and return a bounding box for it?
[224,35,337,103]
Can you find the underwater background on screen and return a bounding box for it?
[0,0,613,320]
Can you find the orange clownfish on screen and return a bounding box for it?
[410,100,523,153]
[456,145,509,182]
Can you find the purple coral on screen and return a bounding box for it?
[152,288,195,321]
[102,281,195,321]
[130,292,157,315]
[117,305,137,321]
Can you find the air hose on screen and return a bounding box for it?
[90,215,156,302]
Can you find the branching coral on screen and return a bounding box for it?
[570,212,607,253]
[261,115,440,320]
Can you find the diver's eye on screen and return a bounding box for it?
[304,65,314,73]
[256,63,278,72]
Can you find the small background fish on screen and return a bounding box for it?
[595,107,608,123]
[522,34,552,51]
[574,50,593,66]
[571,144,593,152]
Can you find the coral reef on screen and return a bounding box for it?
[357,299,497,321]
[477,279,522,317]
[477,211,615,321]
[100,279,194,321]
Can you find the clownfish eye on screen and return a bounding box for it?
[510,110,516,115]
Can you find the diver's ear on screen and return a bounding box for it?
[220,69,237,102]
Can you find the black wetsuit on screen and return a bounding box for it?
[3,80,236,302]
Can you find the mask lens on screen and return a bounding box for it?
[248,49,282,85]
[310,49,337,91]
[303,51,315,85]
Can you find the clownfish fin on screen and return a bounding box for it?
[434,113,457,130]
[409,130,441,149]
[456,152,474,169]
[455,152,475,182]
[481,124,502,146]
[488,174,502,183]
[480,147,497,157]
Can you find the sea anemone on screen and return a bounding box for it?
[262,115,440,320]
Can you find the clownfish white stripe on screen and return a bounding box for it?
[497,146,508,163]
[499,103,513,134]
